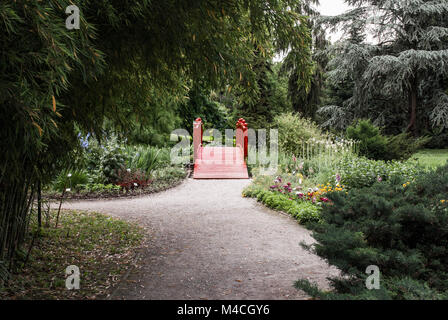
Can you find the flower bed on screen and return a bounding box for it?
[45,168,188,200]
[244,152,422,225]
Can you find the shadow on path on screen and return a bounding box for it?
[59,179,339,300]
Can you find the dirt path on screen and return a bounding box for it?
[59,179,338,300]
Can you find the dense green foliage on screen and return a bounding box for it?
[336,155,420,189]
[346,120,429,160]
[0,0,314,270]
[297,164,448,299]
[178,85,231,134]
[346,120,388,160]
[316,0,448,135]
[243,186,322,223]
[51,135,184,193]
[274,113,328,157]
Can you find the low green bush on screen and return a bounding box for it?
[243,187,321,223]
[297,164,448,299]
[336,155,421,189]
[81,183,121,193]
[53,169,89,192]
[385,133,430,161]
[127,145,172,175]
[425,131,448,149]
[346,120,429,161]
[412,149,448,169]
[98,137,127,183]
[151,166,187,182]
[346,119,388,160]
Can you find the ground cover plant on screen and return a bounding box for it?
[0,210,144,300]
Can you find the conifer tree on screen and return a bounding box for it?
[318,0,448,134]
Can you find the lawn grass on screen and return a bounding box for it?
[0,210,144,300]
[411,149,448,169]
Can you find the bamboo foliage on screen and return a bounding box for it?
[1,0,315,271]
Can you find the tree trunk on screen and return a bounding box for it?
[406,79,418,134]
[37,180,42,230]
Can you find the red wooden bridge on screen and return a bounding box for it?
[193,118,249,179]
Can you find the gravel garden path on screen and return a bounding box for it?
[58,178,339,300]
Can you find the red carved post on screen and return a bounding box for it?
[242,120,248,159]
[236,118,248,159]
[236,119,243,151]
[193,118,203,163]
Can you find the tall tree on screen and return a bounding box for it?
[317,0,448,134]
[282,0,321,119]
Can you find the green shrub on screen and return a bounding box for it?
[100,141,126,183]
[336,155,421,189]
[346,120,429,161]
[273,113,328,157]
[290,201,322,223]
[53,170,89,192]
[82,183,121,193]
[297,164,448,299]
[346,119,388,160]
[425,131,448,149]
[79,135,126,183]
[385,133,430,161]
[126,145,173,175]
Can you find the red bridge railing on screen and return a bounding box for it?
[193,117,203,163]
[193,117,248,162]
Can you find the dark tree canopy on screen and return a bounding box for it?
[0,0,313,266]
[317,0,448,134]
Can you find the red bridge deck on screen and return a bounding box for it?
[193,147,249,179]
[192,118,249,180]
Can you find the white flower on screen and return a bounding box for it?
[133,183,138,187]
[67,173,72,177]
[127,168,131,172]
[66,188,71,192]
